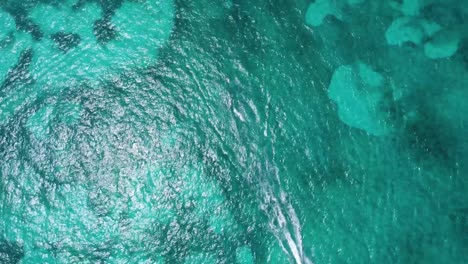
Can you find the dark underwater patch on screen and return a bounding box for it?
[51,31,81,52]
[0,32,15,49]
[404,113,454,164]
[3,7,43,41]
[1,48,34,90]
[0,239,24,264]
[93,18,118,43]
[459,39,468,69]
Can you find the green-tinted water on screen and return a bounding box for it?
[0,0,467,263]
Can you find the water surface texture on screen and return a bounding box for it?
[1,0,467,263]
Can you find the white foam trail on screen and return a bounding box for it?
[262,184,313,264]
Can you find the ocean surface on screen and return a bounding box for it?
[0,0,467,263]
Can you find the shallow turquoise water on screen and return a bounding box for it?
[0,0,467,263]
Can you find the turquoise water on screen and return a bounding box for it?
[0,0,467,263]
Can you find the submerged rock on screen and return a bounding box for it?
[305,0,365,27]
[385,17,425,46]
[0,11,33,82]
[25,0,175,86]
[305,0,340,27]
[93,18,118,44]
[386,0,466,61]
[51,31,81,52]
[390,0,436,16]
[328,62,390,136]
[385,17,442,46]
[424,29,460,59]
[0,239,24,264]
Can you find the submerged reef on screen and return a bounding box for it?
[305,0,468,135]
[386,0,465,60]
[328,61,391,136]
[304,1,468,261]
[0,11,32,85]
[0,0,174,87]
[0,0,175,125]
[28,0,175,86]
[305,0,365,27]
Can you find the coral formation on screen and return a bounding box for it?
[328,62,390,136]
